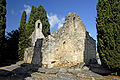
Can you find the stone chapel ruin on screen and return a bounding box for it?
[24,13,96,68]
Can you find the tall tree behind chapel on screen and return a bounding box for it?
[18,5,50,60]
[96,0,120,72]
[26,5,50,38]
[18,11,27,60]
[0,0,6,61]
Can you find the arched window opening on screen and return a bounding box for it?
[38,23,40,28]
[73,17,75,21]
[73,17,75,27]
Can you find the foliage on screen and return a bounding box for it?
[96,0,120,72]
[18,11,27,60]
[26,5,50,38]
[0,0,6,61]
[17,5,50,60]
[5,30,19,60]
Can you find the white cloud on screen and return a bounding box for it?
[47,13,65,29]
[24,4,31,15]
[47,14,59,28]
[58,18,65,29]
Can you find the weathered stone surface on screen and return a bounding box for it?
[24,20,45,64]
[57,73,79,80]
[48,76,59,80]
[31,20,45,47]
[67,68,81,73]
[84,31,96,65]
[77,70,103,78]
[24,13,96,68]
[59,68,67,73]
[38,68,47,73]
[42,13,96,68]
[16,61,24,66]
[0,62,117,80]
[31,72,49,80]
[82,66,90,71]
[25,77,35,80]
[46,68,59,74]
[31,39,43,66]
[77,62,85,69]
[24,47,34,63]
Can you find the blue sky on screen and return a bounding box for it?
[6,0,98,41]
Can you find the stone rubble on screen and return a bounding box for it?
[0,62,118,80]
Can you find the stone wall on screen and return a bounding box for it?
[31,20,44,47]
[84,31,96,65]
[24,13,96,68]
[24,47,34,63]
[24,20,44,63]
[31,39,43,67]
[42,13,86,68]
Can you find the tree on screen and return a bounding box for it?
[6,30,19,60]
[18,5,50,60]
[0,0,6,61]
[26,5,50,38]
[35,5,50,37]
[96,0,120,72]
[18,11,27,60]
[26,6,37,37]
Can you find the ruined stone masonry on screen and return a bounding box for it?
[24,13,96,68]
[24,20,45,64]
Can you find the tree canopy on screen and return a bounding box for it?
[18,5,50,60]
[96,0,120,72]
[0,0,6,61]
[26,5,50,38]
[18,11,27,60]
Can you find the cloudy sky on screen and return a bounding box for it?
[6,0,98,40]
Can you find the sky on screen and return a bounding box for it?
[6,0,98,41]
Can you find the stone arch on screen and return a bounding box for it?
[38,23,40,28]
[35,20,42,30]
[31,20,44,46]
[73,17,76,27]
[73,17,75,21]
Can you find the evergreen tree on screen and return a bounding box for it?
[18,5,50,60]
[26,5,50,38]
[0,0,6,61]
[26,6,37,37]
[38,5,50,37]
[96,0,120,72]
[18,11,27,60]
[6,30,19,60]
